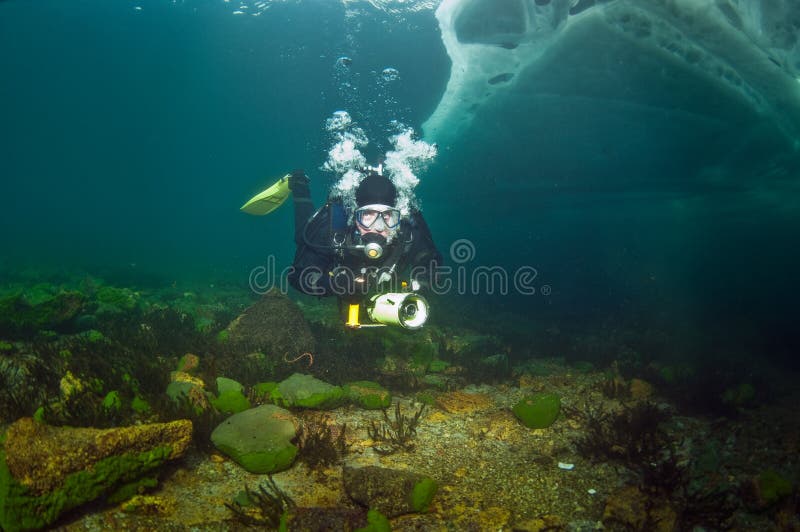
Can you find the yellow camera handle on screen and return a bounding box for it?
[345,303,360,328]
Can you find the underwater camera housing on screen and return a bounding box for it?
[367,292,429,330]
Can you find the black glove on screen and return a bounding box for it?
[289,169,310,196]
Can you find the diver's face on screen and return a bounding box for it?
[355,204,399,239]
[358,225,389,238]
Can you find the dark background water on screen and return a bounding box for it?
[0,0,447,276]
[2,0,799,369]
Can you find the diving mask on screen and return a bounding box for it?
[355,204,401,230]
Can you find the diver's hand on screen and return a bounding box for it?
[289,169,311,198]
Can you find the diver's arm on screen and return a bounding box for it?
[288,196,338,297]
[288,249,337,297]
[290,169,315,246]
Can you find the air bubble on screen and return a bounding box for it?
[381,67,400,82]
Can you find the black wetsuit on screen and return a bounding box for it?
[288,176,442,303]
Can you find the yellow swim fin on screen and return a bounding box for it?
[240,174,291,215]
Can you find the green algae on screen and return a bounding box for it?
[252,382,278,402]
[95,286,138,312]
[427,359,450,373]
[411,477,437,512]
[344,381,392,410]
[102,391,122,413]
[512,393,561,429]
[84,329,105,343]
[757,469,792,506]
[270,374,344,410]
[131,396,151,415]
[356,509,391,532]
[0,445,174,531]
[211,390,251,414]
[0,289,85,336]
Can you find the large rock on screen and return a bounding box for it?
[344,380,392,410]
[0,417,192,530]
[271,373,345,410]
[217,290,315,383]
[512,393,561,429]
[343,466,437,517]
[210,404,298,474]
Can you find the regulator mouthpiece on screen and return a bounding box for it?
[361,232,386,260]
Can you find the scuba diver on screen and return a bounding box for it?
[284,166,442,329]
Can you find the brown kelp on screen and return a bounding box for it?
[367,402,425,455]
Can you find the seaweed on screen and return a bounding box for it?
[30,332,169,427]
[225,476,296,527]
[572,400,669,464]
[638,442,688,495]
[101,307,208,359]
[367,402,425,455]
[296,418,349,469]
[600,374,630,400]
[0,351,58,422]
[568,399,738,528]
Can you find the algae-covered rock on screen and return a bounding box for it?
[602,484,676,531]
[131,396,151,415]
[209,376,250,414]
[343,465,437,517]
[252,381,278,403]
[166,381,211,417]
[271,373,344,410]
[420,373,449,390]
[0,288,85,337]
[381,327,438,367]
[0,417,191,530]
[210,404,298,474]
[119,494,174,515]
[95,285,139,313]
[211,390,251,414]
[166,381,198,405]
[512,393,561,429]
[102,390,122,413]
[757,469,792,505]
[428,359,450,373]
[359,509,392,532]
[216,376,244,394]
[344,381,391,410]
[219,290,315,383]
[83,329,105,343]
[176,353,200,373]
[602,485,648,530]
